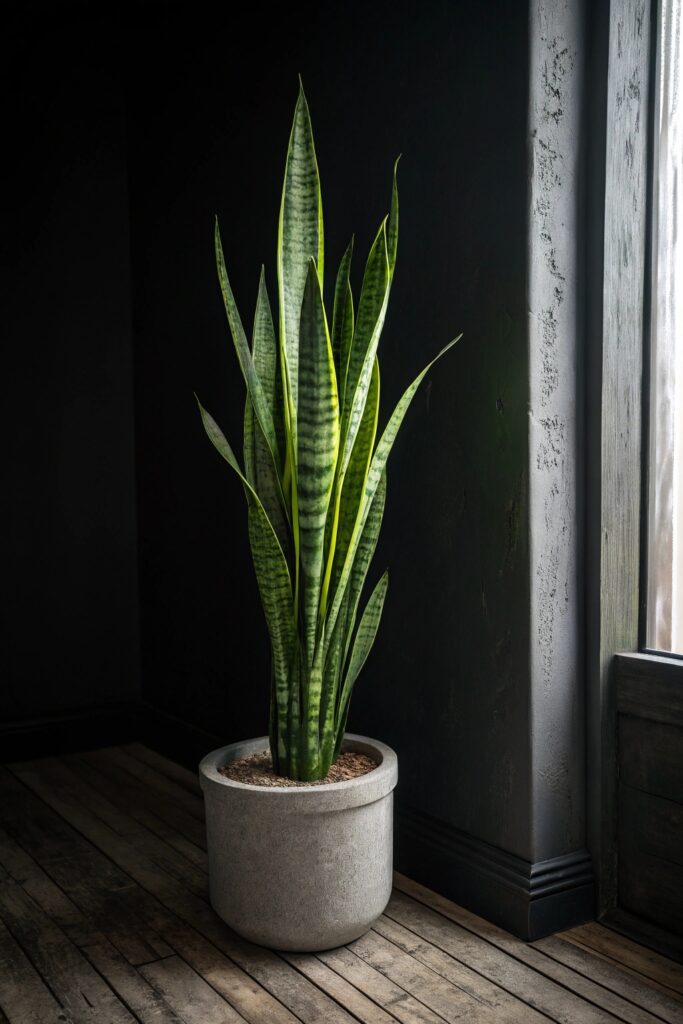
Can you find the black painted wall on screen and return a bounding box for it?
[2,7,140,721]
[128,2,532,859]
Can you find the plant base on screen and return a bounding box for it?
[199,733,398,951]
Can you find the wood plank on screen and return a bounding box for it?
[618,716,683,804]
[0,879,135,1024]
[0,768,302,1024]
[98,746,205,821]
[140,955,247,1023]
[124,742,203,797]
[531,935,683,1023]
[0,824,185,1024]
[0,916,72,1024]
[283,953,400,1024]
[318,945,447,1024]
[374,914,560,1024]
[0,824,114,951]
[348,928,502,1024]
[52,755,208,895]
[389,878,629,1023]
[8,758,357,1024]
[156,917,301,1024]
[0,767,173,966]
[561,924,683,996]
[67,750,208,869]
[75,749,207,849]
[82,943,187,1024]
[560,933,683,1007]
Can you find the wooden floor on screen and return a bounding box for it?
[1,746,682,1024]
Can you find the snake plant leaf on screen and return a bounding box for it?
[336,570,389,732]
[321,468,385,759]
[331,238,354,395]
[342,468,386,662]
[215,222,282,476]
[340,220,391,479]
[278,80,324,423]
[325,357,380,610]
[324,336,461,649]
[196,396,294,758]
[248,502,296,766]
[244,270,290,554]
[298,259,339,663]
[318,588,348,767]
[387,157,400,277]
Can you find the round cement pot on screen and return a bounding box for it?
[198,733,398,952]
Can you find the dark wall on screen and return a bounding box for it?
[2,7,140,721]
[128,1,531,857]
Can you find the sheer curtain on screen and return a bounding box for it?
[647,0,683,654]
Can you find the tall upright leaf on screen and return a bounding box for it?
[196,398,294,761]
[331,239,354,394]
[340,221,391,478]
[387,157,400,277]
[243,270,289,553]
[278,82,324,424]
[324,337,461,653]
[336,570,389,729]
[297,260,339,665]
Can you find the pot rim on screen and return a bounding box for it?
[199,733,398,808]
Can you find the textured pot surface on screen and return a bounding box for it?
[199,733,398,951]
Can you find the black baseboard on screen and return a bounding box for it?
[0,702,140,763]
[395,803,595,940]
[0,700,225,768]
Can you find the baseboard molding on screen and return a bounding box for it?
[0,700,225,768]
[0,702,140,763]
[395,803,595,940]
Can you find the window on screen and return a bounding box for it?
[646,0,683,655]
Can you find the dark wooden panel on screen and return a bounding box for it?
[619,850,683,937]
[619,785,683,869]
[619,716,683,804]
[616,654,683,727]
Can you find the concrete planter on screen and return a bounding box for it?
[199,733,398,951]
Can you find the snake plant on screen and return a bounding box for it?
[197,82,459,781]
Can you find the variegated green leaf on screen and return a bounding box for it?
[323,357,380,613]
[331,238,354,394]
[336,570,389,733]
[387,157,400,277]
[215,223,282,471]
[196,396,294,763]
[324,336,461,650]
[248,502,296,766]
[278,81,324,423]
[297,259,339,663]
[244,270,290,553]
[340,220,390,478]
[342,468,386,663]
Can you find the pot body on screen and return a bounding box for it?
[199,733,398,951]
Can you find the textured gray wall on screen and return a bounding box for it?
[528,0,586,862]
